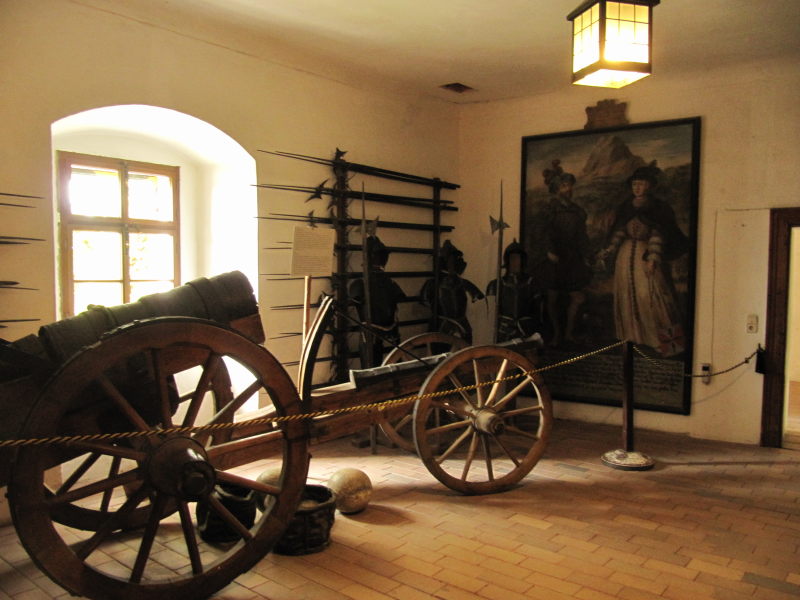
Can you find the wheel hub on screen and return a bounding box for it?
[146,437,216,501]
[472,408,505,435]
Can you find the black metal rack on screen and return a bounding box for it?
[258,150,458,382]
[0,192,43,330]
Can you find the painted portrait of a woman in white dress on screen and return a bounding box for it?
[601,163,689,357]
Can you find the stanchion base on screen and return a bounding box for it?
[601,449,655,471]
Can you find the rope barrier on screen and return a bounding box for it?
[0,340,758,449]
[632,344,760,379]
[0,340,626,448]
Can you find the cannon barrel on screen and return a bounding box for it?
[0,271,262,487]
[39,270,261,365]
[1,270,262,384]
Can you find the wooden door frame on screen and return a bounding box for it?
[761,207,800,446]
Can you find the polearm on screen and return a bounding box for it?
[301,272,312,346]
[254,183,457,210]
[360,184,374,367]
[489,182,509,343]
[258,149,460,190]
[264,243,436,254]
[264,271,431,281]
[341,244,432,255]
[0,190,40,208]
[495,184,503,343]
[270,295,423,310]
[1,191,43,199]
[260,212,454,233]
[0,235,47,245]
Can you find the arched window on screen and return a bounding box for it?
[57,151,180,315]
[52,105,257,318]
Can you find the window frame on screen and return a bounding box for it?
[57,151,180,317]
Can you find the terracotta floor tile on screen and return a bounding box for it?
[0,420,797,599]
[608,571,668,595]
[432,585,481,600]
[565,570,624,597]
[432,567,485,593]
[339,582,397,600]
[475,582,532,600]
[574,587,620,600]
[390,569,443,595]
[385,583,435,600]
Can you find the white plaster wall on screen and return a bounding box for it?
[0,0,460,349]
[456,57,800,444]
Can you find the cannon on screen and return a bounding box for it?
[0,271,552,600]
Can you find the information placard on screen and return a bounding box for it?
[290,226,335,277]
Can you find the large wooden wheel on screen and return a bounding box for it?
[9,317,309,600]
[413,345,552,494]
[378,333,467,452]
[381,332,468,366]
[40,364,237,533]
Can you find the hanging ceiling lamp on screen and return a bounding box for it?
[567,0,660,89]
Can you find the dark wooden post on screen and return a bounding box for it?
[622,340,635,452]
[431,181,442,332]
[331,160,350,383]
[601,341,655,470]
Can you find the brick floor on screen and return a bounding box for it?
[0,419,798,599]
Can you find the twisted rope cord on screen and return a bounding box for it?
[631,344,759,378]
[0,340,626,448]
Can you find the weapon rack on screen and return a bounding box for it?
[260,151,459,383]
[0,192,43,332]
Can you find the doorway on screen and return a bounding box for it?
[762,208,800,447]
[784,228,800,449]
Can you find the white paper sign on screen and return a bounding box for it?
[290,226,335,276]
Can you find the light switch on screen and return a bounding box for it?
[746,314,758,333]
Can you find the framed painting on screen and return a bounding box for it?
[520,117,701,414]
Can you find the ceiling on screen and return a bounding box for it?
[114,0,800,103]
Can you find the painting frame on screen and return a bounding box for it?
[520,117,701,415]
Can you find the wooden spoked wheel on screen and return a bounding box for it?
[41,364,237,533]
[412,345,552,495]
[378,333,468,452]
[381,332,468,366]
[9,317,309,600]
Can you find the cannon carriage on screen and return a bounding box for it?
[0,271,552,600]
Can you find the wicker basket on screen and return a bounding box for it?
[274,484,336,555]
[196,483,256,544]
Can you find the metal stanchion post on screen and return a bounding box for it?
[601,341,655,471]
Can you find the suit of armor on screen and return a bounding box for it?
[486,241,543,342]
[349,236,406,367]
[420,240,483,344]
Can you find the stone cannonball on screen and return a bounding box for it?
[255,467,283,511]
[327,468,372,514]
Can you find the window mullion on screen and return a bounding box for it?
[120,160,131,303]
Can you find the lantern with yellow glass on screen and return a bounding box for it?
[567,0,660,88]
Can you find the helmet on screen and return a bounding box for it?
[366,235,389,267]
[503,239,527,267]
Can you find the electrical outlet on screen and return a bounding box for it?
[746,314,758,333]
[701,363,711,385]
